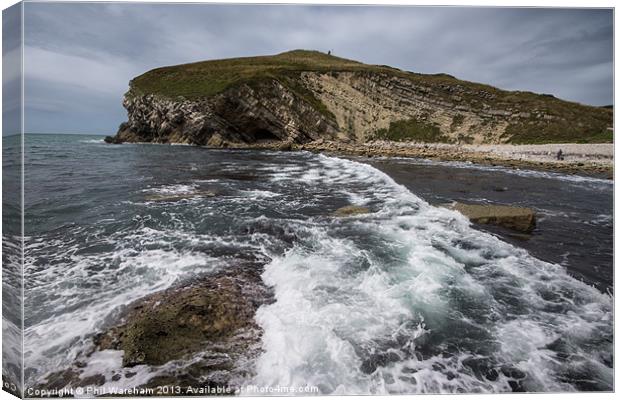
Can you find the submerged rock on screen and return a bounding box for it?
[333,205,371,217]
[103,135,123,144]
[446,202,536,233]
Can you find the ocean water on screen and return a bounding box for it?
[366,156,614,294]
[6,134,614,394]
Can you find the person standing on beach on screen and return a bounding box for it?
[556,149,564,160]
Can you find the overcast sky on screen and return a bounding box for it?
[18,3,614,135]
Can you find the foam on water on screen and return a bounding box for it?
[143,183,198,195]
[240,189,283,199]
[79,139,105,144]
[248,155,613,394]
[2,234,23,392]
[23,156,284,390]
[23,224,229,387]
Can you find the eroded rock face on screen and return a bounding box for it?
[300,71,508,143]
[114,79,340,146]
[446,202,536,233]
[112,71,504,146]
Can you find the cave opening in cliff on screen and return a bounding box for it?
[252,128,280,142]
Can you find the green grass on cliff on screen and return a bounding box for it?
[129,50,372,121]
[499,91,612,144]
[505,118,613,144]
[375,118,449,143]
[129,50,368,99]
[128,50,613,144]
[128,49,477,101]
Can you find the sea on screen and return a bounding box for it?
[2,133,614,394]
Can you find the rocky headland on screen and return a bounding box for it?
[106,51,611,145]
[104,50,612,175]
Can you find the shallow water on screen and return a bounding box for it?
[8,134,614,394]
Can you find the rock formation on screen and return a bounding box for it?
[37,265,273,393]
[106,50,612,146]
[445,202,536,233]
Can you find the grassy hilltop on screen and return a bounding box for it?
[125,50,612,144]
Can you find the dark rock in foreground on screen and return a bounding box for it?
[36,265,273,394]
[95,273,264,367]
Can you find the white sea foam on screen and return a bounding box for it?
[23,226,227,387]
[240,189,282,199]
[143,183,198,195]
[80,138,105,144]
[248,155,613,394]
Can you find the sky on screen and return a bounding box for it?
[12,3,615,135]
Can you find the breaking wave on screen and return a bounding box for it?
[248,155,613,394]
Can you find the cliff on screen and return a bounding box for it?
[107,50,613,146]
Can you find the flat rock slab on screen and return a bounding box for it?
[445,202,536,233]
[333,205,371,217]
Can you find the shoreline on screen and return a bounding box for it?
[237,140,614,179]
[105,137,614,179]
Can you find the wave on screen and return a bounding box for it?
[79,139,105,144]
[248,155,613,394]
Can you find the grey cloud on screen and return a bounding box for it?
[22,3,613,135]
[26,77,126,134]
[3,3,22,136]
